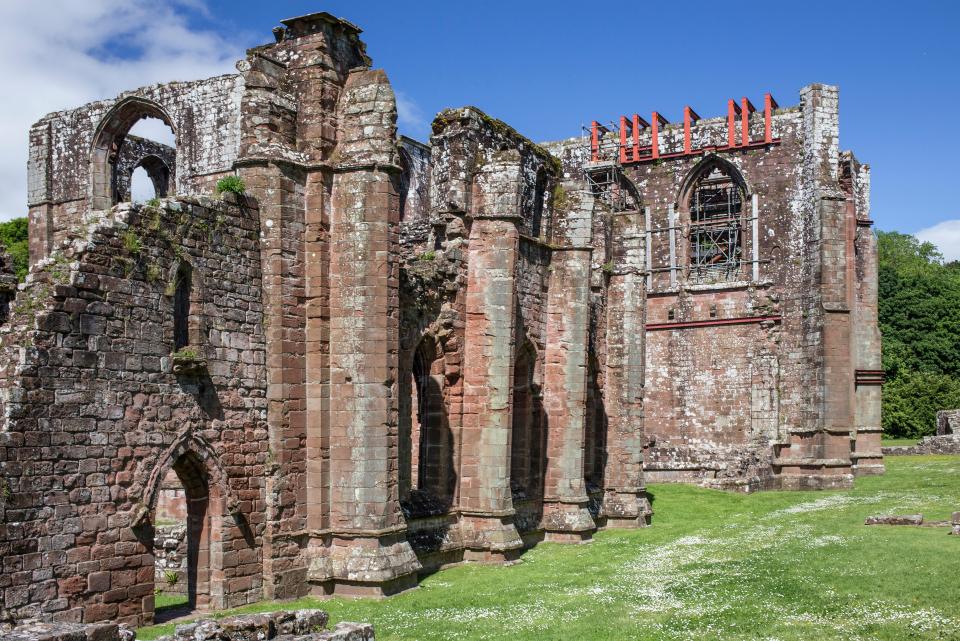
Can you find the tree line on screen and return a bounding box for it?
[877,231,960,438]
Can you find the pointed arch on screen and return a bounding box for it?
[89,97,176,210]
[677,154,751,207]
[677,155,751,284]
[136,431,238,519]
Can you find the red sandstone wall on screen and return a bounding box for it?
[0,196,267,626]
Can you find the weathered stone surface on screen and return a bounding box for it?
[0,621,118,641]
[1,8,880,628]
[883,435,960,456]
[865,514,924,526]
[937,409,960,436]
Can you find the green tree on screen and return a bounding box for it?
[0,217,28,281]
[877,230,960,437]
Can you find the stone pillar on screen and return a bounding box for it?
[601,207,651,527]
[779,84,854,489]
[27,121,53,264]
[322,69,419,595]
[458,152,524,562]
[851,163,884,475]
[541,186,596,542]
[813,85,855,489]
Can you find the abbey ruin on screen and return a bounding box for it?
[0,11,882,628]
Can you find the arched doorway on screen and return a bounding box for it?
[583,356,607,489]
[146,451,223,623]
[400,336,454,507]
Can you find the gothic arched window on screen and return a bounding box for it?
[687,164,745,283]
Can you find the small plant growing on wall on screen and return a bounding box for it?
[122,230,142,256]
[172,347,200,360]
[215,176,246,197]
[164,570,179,586]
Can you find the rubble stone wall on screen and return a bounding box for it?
[27,75,244,263]
[0,196,267,626]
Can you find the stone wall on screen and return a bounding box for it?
[545,85,880,490]
[0,195,267,626]
[0,610,373,641]
[937,410,960,436]
[27,75,243,263]
[153,525,187,596]
[2,8,882,628]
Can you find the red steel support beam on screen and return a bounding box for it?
[727,99,741,147]
[619,115,629,164]
[683,106,700,155]
[632,113,641,162]
[646,314,782,331]
[764,92,778,143]
[591,120,599,162]
[650,111,660,160]
[741,97,756,147]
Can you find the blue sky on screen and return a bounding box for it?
[2,0,959,256]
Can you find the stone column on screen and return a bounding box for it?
[458,151,524,562]
[851,161,884,475]
[541,186,596,542]
[810,84,855,489]
[601,208,651,527]
[27,121,53,264]
[322,69,419,595]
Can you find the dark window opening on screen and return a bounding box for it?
[173,267,191,351]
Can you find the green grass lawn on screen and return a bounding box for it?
[881,438,921,447]
[154,592,188,611]
[139,456,960,641]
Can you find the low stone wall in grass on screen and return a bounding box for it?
[0,610,373,641]
[881,435,960,456]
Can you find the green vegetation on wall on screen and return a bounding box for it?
[878,230,960,438]
[0,217,29,281]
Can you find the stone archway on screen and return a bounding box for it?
[89,97,176,210]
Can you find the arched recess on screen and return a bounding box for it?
[168,259,205,352]
[510,341,545,501]
[583,354,606,488]
[399,335,455,507]
[89,97,176,210]
[676,155,751,284]
[135,433,238,620]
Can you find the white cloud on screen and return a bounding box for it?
[915,219,960,262]
[395,90,429,139]
[0,0,245,220]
